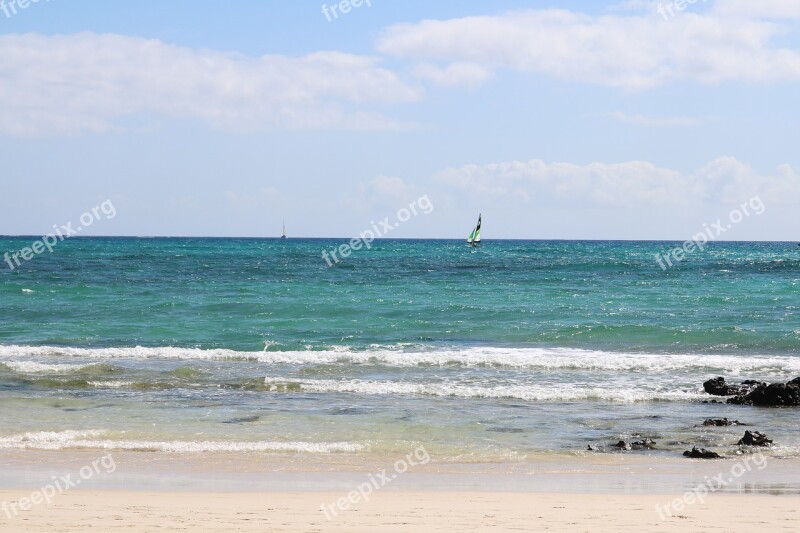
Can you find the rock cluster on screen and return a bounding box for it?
[683,447,721,459]
[737,430,773,447]
[703,376,800,406]
[700,418,742,427]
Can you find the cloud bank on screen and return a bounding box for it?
[378,8,800,89]
[433,157,800,207]
[0,32,422,135]
[1,6,800,135]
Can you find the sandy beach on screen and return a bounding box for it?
[2,452,800,532]
[1,490,798,532]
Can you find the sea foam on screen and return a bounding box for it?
[2,344,799,377]
[0,430,366,453]
[263,377,706,403]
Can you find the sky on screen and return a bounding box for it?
[0,0,798,240]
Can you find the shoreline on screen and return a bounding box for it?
[3,450,800,495]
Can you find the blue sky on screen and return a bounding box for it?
[1,0,798,239]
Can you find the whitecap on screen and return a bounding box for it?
[0,430,366,453]
[4,361,98,373]
[262,377,707,403]
[1,344,798,378]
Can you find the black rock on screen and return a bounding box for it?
[683,447,721,459]
[222,415,261,424]
[704,377,738,396]
[728,378,800,407]
[631,438,657,450]
[612,440,631,450]
[737,430,773,447]
[701,418,742,427]
[705,376,800,407]
[704,377,765,397]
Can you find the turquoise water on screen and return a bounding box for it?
[1,237,799,460]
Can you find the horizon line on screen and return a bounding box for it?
[1,235,798,244]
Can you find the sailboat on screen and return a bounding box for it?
[467,214,482,247]
[281,222,287,239]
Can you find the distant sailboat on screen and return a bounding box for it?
[467,214,482,247]
[281,222,287,239]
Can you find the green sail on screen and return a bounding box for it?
[467,214,482,244]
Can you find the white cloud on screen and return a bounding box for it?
[0,33,423,136]
[365,175,413,199]
[413,62,492,87]
[377,9,800,90]
[606,111,706,127]
[606,0,661,13]
[713,0,800,20]
[695,156,800,204]
[434,157,800,207]
[347,175,421,211]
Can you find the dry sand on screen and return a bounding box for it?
[3,452,799,531]
[1,490,798,532]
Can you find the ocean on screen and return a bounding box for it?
[1,237,798,461]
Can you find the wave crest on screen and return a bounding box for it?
[2,344,799,375]
[0,430,366,454]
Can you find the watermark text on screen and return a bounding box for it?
[657,0,708,20]
[4,199,117,271]
[322,194,433,267]
[321,444,430,520]
[321,0,371,22]
[2,454,116,520]
[655,196,765,270]
[1,0,51,19]
[655,451,767,520]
